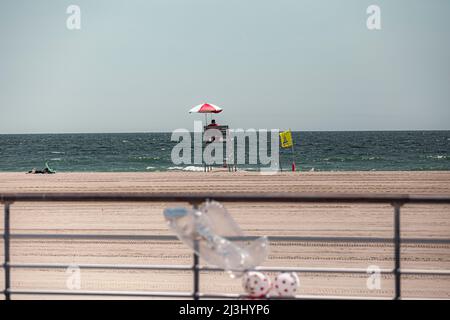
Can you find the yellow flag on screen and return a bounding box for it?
[280,130,293,148]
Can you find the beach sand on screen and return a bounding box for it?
[0,171,449,299]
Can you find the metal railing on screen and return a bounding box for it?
[1,192,450,300]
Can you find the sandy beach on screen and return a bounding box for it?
[0,171,449,299]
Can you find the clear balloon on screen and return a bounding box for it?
[164,200,269,278]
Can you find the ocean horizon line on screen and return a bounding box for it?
[1,129,450,136]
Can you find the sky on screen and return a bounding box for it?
[0,0,449,133]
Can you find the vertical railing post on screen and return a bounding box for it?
[192,203,200,300]
[392,202,402,300]
[3,202,11,300]
[193,240,200,300]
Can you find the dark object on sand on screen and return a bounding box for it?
[27,162,56,174]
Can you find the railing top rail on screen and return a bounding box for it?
[1,192,450,203]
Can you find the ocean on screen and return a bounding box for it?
[0,131,449,172]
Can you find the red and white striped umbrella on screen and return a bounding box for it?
[189,103,223,114]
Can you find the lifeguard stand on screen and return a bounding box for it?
[203,124,236,172]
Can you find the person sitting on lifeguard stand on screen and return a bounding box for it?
[207,119,219,127]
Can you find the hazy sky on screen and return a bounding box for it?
[1,0,449,133]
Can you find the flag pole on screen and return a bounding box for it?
[290,129,296,172]
[291,144,296,171]
[279,131,283,172]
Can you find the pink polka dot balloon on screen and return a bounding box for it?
[273,272,300,297]
[242,271,272,298]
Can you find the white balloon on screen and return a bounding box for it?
[273,272,300,297]
[242,271,272,298]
